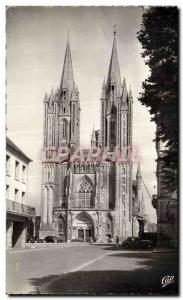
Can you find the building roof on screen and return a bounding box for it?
[6,137,32,163]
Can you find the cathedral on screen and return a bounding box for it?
[40,29,144,243]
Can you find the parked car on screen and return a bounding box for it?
[121,237,153,249]
[27,237,45,243]
[44,236,60,243]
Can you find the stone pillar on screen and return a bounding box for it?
[48,187,53,225]
[6,219,13,248]
[42,187,48,224]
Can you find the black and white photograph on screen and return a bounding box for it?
[5,5,178,296]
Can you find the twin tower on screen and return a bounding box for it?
[40,30,136,243]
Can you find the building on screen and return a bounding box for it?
[6,137,36,248]
[132,164,145,237]
[152,126,178,248]
[40,30,145,242]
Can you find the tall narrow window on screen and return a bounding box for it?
[15,161,20,179]
[6,185,10,199]
[22,165,26,182]
[6,155,10,175]
[21,192,26,203]
[63,120,66,139]
[72,105,75,133]
[15,188,19,202]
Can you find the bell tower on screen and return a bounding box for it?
[41,33,80,236]
[99,28,132,152]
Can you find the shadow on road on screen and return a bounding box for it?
[29,251,178,295]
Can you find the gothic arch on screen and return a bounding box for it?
[106,213,113,239]
[57,214,67,240]
[62,118,68,139]
[72,211,94,242]
[110,105,117,145]
[76,211,94,225]
[77,175,94,208]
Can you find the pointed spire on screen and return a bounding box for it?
[122,77,128,102]
[107,27,121,92]
[75,85,79,94]
[91,126,96,142]
[129,85,132,98]
[91,126,96,147]
[91,126,96,145]
[60,33,75,92]
[44,92,49,103]
[136,163,142,178]
[100,78,106,99]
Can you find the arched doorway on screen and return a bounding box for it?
[106,215,113,242]
[74,212,94,242]
[57,215,66,242]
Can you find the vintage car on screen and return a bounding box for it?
[44,235,62,243]
[121,237,153,249]
[27,237,45,243]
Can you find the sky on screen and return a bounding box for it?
[6,6,157,221]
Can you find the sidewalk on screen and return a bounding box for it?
[7,242,83,253]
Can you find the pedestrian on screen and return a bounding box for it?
[116,235,119,248]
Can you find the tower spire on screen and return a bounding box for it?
[107,27,121,93]
[60,33,75,93]
[129,85,132,98]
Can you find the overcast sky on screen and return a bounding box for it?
[6,6,157,221]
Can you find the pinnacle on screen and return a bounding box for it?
[137,163,142,177]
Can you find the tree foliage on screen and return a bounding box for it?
[137,7,178,192]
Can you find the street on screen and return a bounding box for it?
[6,243,178,295]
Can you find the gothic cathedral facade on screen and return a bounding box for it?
[40,30,142,242]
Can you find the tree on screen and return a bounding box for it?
[137,7,178,192]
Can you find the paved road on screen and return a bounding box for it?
[6,243,178,295]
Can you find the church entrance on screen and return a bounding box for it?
[77,228,92,242]
[73,212,94,242]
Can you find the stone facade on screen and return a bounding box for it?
[40,31,144,243]
[6,137,36,248]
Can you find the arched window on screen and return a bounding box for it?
[78,179,93,208]
[110,106,117,142]
[110,119,115,139]
[62,120,66,139]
